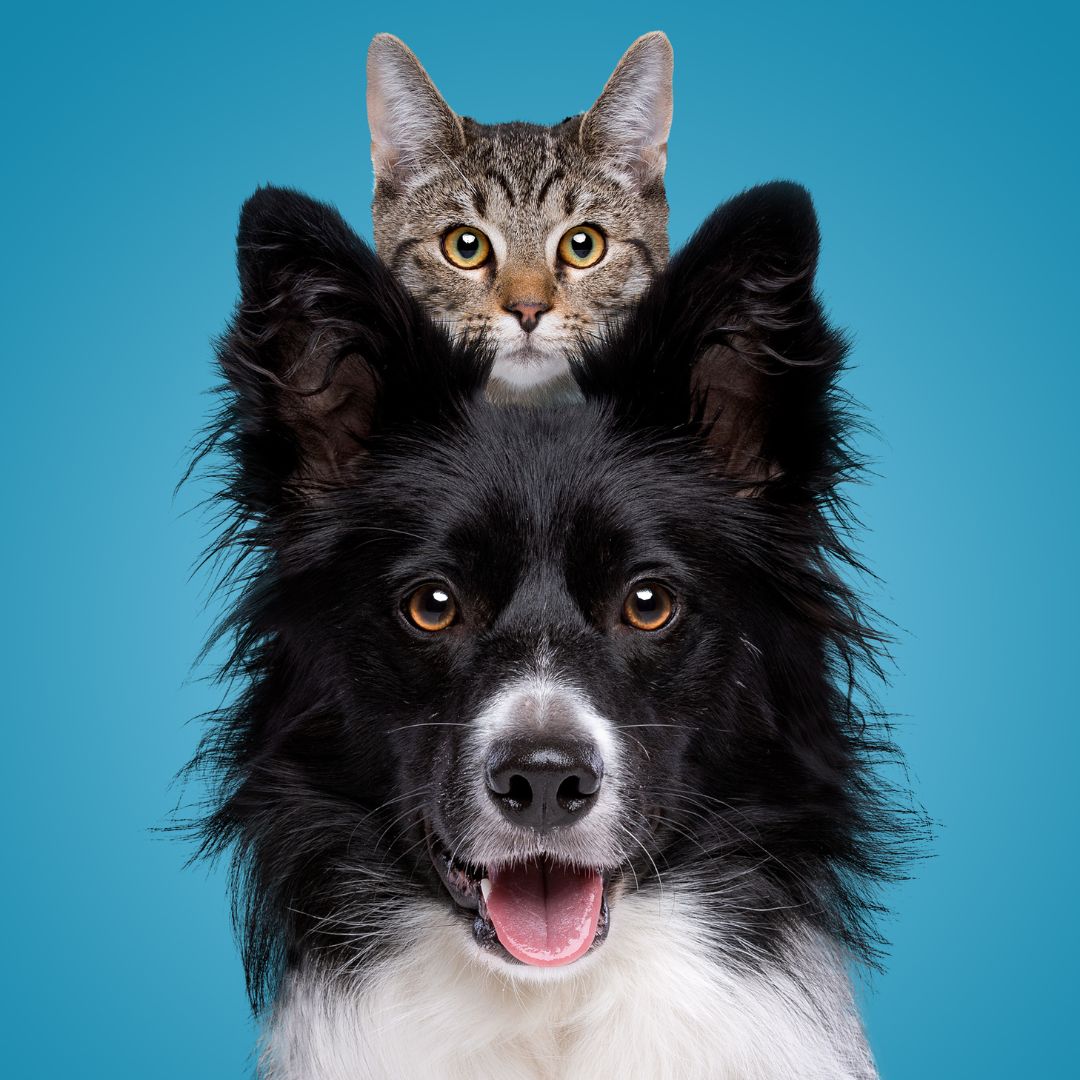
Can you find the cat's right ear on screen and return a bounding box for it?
[366,34,464,189]
[219,186,484,507]
[580,31,674,187]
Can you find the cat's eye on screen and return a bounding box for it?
[557,225,606,269]
[404,584,459,632]
[622,582,675,632]
[442,226,492,269]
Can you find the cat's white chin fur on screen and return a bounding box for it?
[487,326,572,389]
[490,350,570,389]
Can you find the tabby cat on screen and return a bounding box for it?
[366,32,673,403]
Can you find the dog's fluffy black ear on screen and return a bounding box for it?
[578,182,849,501]
[218,186,486,504]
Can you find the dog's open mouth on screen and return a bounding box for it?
[426,828,611,967]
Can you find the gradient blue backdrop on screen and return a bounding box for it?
[4,1,1076,1075]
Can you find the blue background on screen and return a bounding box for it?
[4,1,1076,1075]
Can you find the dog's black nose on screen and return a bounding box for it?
[485,737,603,830]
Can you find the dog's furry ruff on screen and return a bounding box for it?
[263,886,875,1080]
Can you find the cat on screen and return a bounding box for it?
[366,31,673,403]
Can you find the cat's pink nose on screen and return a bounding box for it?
[506,301,550,333]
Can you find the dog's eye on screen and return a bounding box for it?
[404,584,459,632]
[557,225,606,269]
[622,582,675,632]
[442,226,492,269]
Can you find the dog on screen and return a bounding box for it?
[190,180,908,1078]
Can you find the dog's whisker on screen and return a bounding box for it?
[620,729,651,760]
[371,802,427,854]
[617,723,700,730]
[385,722,472,733]
[360,784,434,822]
[642,812,714,859]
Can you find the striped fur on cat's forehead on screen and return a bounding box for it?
[367,33,673,403]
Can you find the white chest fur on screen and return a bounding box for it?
[261,889,877,1079]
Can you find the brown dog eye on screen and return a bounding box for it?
[622,582,675,631]
[405,584,458,632]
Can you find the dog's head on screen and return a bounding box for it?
[202,182,888,1002]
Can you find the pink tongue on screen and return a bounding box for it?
[486,861,603,968]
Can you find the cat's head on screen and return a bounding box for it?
[366,32,673,402]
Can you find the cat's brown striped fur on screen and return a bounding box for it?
[366,32,673,402]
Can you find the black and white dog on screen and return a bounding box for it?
[191,181,908,1078]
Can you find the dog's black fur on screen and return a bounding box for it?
[189,181,911,1033]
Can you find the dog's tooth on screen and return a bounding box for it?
[480,877,492,902]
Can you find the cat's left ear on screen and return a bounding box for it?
[580,31,674,187]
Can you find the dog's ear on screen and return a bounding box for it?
[578,182,848,501]
[218,186,484,505]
